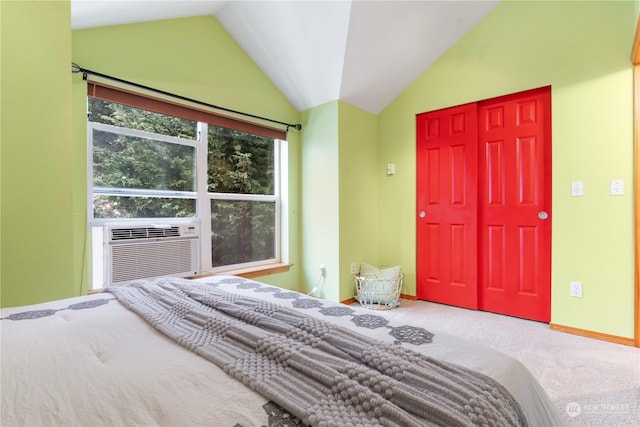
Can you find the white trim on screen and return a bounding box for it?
[206,258,280,275]
[196,122,212,272]
[93,187,197,199]
[91,122,198,147]
[273,139,281,265]
[208,193,277,202]
[278,139,289,264]
[87,122,95,226]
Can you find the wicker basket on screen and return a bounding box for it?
[353,274,403,310]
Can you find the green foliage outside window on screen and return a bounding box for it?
[208,126,274,195]
[89,98,278,267]
[210,200,275,267]
[208,126,276,266]
[89,99,197,139]
[90,99,197,218]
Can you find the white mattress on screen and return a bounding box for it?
[0,275,562,426]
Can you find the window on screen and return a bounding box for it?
[89,99,198,219]
[88,87,288,289]
[206,126,279,268]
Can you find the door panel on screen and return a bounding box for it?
[486,225,506,289]
[416,103,478,309]
[478,87,551,322]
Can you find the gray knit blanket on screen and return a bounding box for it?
[109,279,528,427]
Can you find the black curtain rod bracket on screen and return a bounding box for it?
[71,63,302,132]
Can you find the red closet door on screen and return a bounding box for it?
[477,87,551,322]
[416,103,478,309]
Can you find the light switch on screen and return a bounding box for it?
[386,163,395,176]
[571,181,584,197]
[610,179,624,196]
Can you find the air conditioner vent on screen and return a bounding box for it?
[104,222,200,286]
[110,226,180,241]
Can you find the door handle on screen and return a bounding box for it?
[538,211,549,220]
[419,211,426,218]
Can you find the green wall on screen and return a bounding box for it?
[72,17,298,124]
[337,101,379,302]
[0,0,78,307]
[377,0,636,338]
[300,100,379,302]
[300,101,340,300]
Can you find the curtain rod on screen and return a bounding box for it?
[71,63,302,132]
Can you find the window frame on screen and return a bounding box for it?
[89,121,199,201]
[197,122,285,274]
[86,83,289,286]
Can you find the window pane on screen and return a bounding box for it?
[93,129,196,191]
[88,98,197,140]
[211,200,275,267]
[208,126,274,194]
[94,195,196,219]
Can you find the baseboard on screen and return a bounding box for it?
[549,323,636,347]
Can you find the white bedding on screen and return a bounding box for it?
[1,275,562,426]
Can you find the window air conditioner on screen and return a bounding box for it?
[104,222,200,286]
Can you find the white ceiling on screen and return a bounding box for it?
[71,0,500,114]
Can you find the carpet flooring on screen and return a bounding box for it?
[352,299,640,427]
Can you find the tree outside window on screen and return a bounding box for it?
[89,98,281,277]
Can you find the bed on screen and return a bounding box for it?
[1,275,562,426]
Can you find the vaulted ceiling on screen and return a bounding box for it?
[71,1,500,114]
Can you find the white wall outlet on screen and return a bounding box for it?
[610,179,624,195]
[570,281,583,298]
[350,263,357,275]
[571,181,584,197]
[319,264,326,277]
